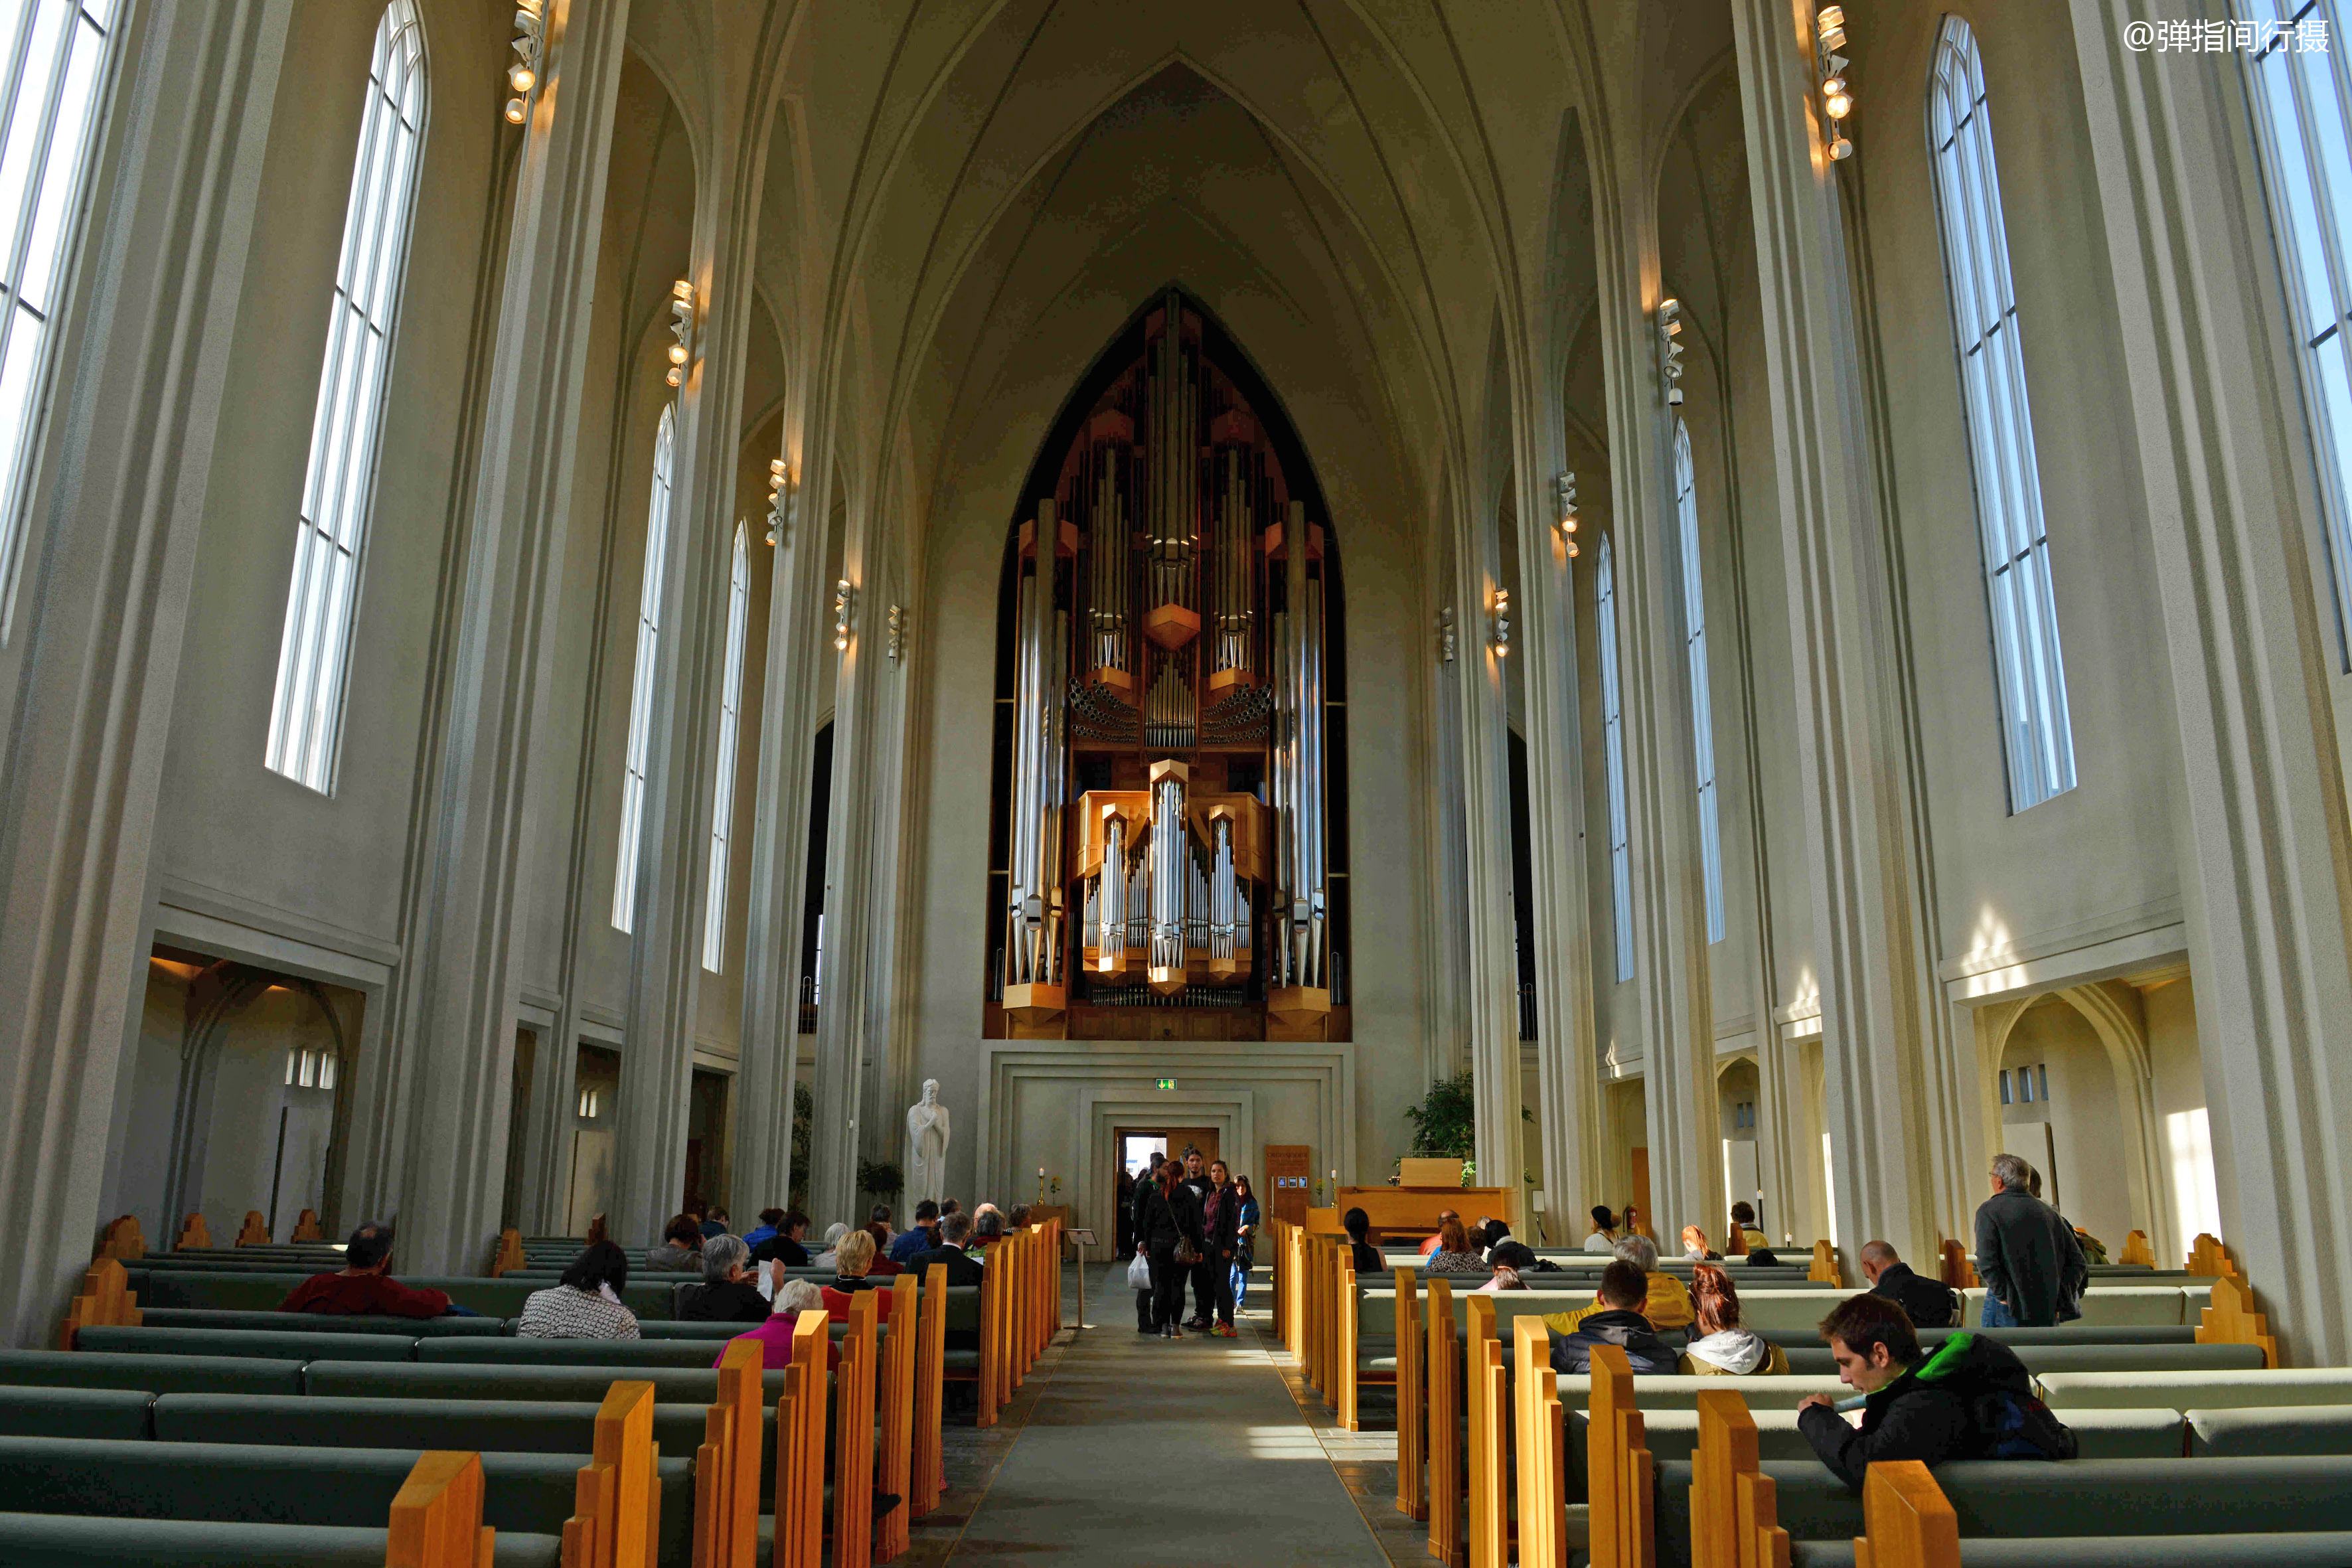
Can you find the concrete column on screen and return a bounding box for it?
[353,0,631,1273]
[1726,0,1937,1261]
[2068,0,2352,1363]
[608,53,784,1249]
[0,0,289,1344]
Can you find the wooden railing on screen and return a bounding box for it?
[387,1450,496,1568]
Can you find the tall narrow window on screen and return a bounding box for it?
[613,406,676,933]
[0,0,125,630]
[702,521,750,971]
[2242,1,2352,661]
[1597,534,1634,983]
[264,2,426,791]
[1927,16,2076,811]
[1674,421,1725,943]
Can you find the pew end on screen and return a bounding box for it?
[2118,1229,2156,1268]
[2196,1275,2280,1368]
[234,1210,271,1247]
[58,1257,141,1350]
[386,1450,495,1568]
[1855,1460,1959,1568]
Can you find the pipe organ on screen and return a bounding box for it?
[993,291,1343,1041]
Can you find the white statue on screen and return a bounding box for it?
[905,1079,951,1206]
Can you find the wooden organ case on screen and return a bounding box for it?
[988,291,1348,1043]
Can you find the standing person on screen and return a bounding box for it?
[1583,1206,1618,1253]
[1116,1167,1137,1259]
[1176,1151,1215,1326]
[1136,1158,1203,1339]
[1197,1160,1241,1336]
[1229,1174,1261,1316]
[1973,1153,2087,1327]
[1132,1155,1165,1332]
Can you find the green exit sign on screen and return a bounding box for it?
[1155,1077,1177,1091]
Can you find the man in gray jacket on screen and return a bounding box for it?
[1972,1153,2087,1327]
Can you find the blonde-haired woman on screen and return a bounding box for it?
[823,1228,897,1324]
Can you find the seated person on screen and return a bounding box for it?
[751,1209,813,1267]
[1797,1293,2075,1492]
[1418,1208,1460,1258]
[822,1230,896,1323]
[1682,1225,1721,1261]
[724,1279,838,1370]
[645,1214,704,1272]
[862,1221,903,1274]
[1545,1233,1695,1332]
[678,1235,769,1324]
[890,1200,942,1262]
[516,1241,641,1339]
[1730,1202,1768,1253]
[698,1207,731,1240]
[811,1221,851,1271]
[279,1223,455,1317]
[1424,1217,1488,1276]
[743,1207,787,1250]
[1859,1239,1959,1329]
[906,1208,985,1287]
[1582,1205,1619,1253]
[1680,1263,1789,1375]
[968,1209,1006,1259]
[1549,1261,1678,1373]
[1343,1206,1384,1278]
[1007,1204,1032,1229]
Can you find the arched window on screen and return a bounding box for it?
[1597,534,1634,983]
[1674,421,1725,943]
[613,405,676,933]
[264,1,427,791]
[2242,1,2352,661]
[0,0,128,629]
[702,520,750,971]
[1927,15,2076,811]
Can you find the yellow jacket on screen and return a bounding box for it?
[1539,1271,1696,1334]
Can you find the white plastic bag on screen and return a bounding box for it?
[1126,1250,1152,1290]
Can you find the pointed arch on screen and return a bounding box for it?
[614,404,678,933]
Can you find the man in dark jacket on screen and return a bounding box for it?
[1549,1261,1678,1375]
[1131,1155,1166,1331]
[1972,1153,2088,1326]
[1859,1240,1959,1329]
[905,1210,984,1288]
[1176,1150,1216,1328]
[1797,1293,2075,1492]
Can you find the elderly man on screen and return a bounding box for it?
[1543,1232,1695,1333]
[1858,1240,1959,1329]
[1972,1152,2087,1327]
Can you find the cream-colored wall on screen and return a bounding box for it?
[1998,998,2132,1246]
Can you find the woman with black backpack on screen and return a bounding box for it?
[1135,1158,1205,1339]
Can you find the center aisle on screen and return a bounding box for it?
[941,1263,1393,1565]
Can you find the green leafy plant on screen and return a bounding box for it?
[857,1158,905,1198]
[1403,1071,1477,1160]
[789,1081,813,1200]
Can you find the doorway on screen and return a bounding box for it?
[1113,1127,1220,1257]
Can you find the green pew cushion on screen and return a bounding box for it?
[74,1327,412,1362]
[0,1437,691,1567]
[1788,1533,2352,1567]
[131,1273,675,1320]
[0,1512,562,1567]
[415,1337,728,1368]
[1760,1326,2199,1348]
[0,1387,152,1440]
[299,1358,793,1407]
[2187,1404,2352,1456]
[635,1320,752,1340]
[141,1308,499,1337]
[1551,1372,1847,1412]
[1783,1343,2262,1377]
[2040,1370,2352,1409]
[0,1351,299,1396]
[1961,1287,2187,1327]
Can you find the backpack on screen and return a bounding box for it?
[1915,1332,2077,1462]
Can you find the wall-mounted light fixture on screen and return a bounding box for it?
[1555,471,1581,558]
[1437,605,1458,663]
[666,279,696,388]
[886,603,907,663]
[1659,297,1686,406]
[763,457,792,546]
[834,579,853,651]
[1491,587,1512,655]
[503,1,545,125]
[1817,6,1854,163]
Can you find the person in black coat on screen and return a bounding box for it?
[1175,1151,1216,1326]
[1135,1164,1204,1338]
[1132,1154,1166,1332]
[1972,1154,2088,1327]
[676,1235,769,1324]
[905,1210,985,1288]
[1197,1160,1243,1336]
[1859,1240,1959,1329]
[1550,1261,1678,1374]
[1797,1293,2075,1492]
[751,1210,813,1267]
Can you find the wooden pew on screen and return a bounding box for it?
[1585,1345,1655,1568]
[1395,1265,1426,1522]
[695,1340,762,1568]
[586,1214,609,1247]
[291,1208,325,1242]
[387,1450,496,1568]
[234,1211,271,1247]
[2195,1274,2280,1368]
[493,1229,526,1277]
[1463,1294,1506,1568]
[773,1313,831,1568]
[96,1215,145,1262]
[1852,1460,1959,1568]
[1690,1390,1790,1568]
[830,1291,882,1568]
[2187,1232,2236,1277]
[912,1267,947,1520]
[1937,1238,1979,1288]
[565,1379,657,1568]
[2118,1229,2156,1267]
[1808,1240,1843,1284]
[58,1257,142,1349]
[1512,1319,1566,1568]
[177,1212,210,1250]
[876,1273,920,1562]
[1425,1275,1462,1566]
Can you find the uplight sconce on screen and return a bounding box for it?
[1490,587,1512,655]
[764,457,793,546]
[1659,298,1686,406]
[666,279,696,388]
[1555,471,1581,558]
[1817,6,1855,163]
[1437,605,1458,663]
[833,579,854,651]
[503,1,544,125]
[886,603,907,663]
